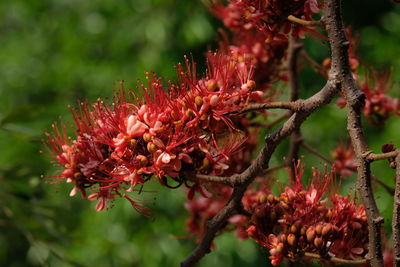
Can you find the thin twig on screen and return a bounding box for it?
[301,50,328,78]
[286,36,303,174]
[301,143,333,164]
[365,151,398,162]
[226,101,299,115]
[193,174,235,186]
[304,252,367,265]
[288,15,323,26]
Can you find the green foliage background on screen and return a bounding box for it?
[0,0,399,266]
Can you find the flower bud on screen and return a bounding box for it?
[143,133,152,142]
[300,226,307,236]
[315,224,323,235]
[147,142,156,153]
[206,79,218,91]
[267,194,275,203]
[136,155,148,166]
[321,224,332,236]
[275,243,284,253]
[306,228,316,242]
[280,234,286,243]
[129,138,137,148]
[287,234,296,247]
[195,96,203,106]
[186,109,194,118]
[258,195,267,204]
[210,95,219,106]
[314,237,323,249]
[290,225,297,233]
[322,58,331,68]
[246,80,255,89]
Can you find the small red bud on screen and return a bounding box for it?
[306,228,316,242]
[143,133,152,143]
[315,224,323,235]
[195,95,203,106]
[267,194,275,203]
[258,195,267,204]
[206,79,218,91]
[314,237,323,249]
[147,142,156,153]
[321,224,332,236]
[287,234,296,247]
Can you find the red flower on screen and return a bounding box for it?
[246,161,368,265]
[331,143,357,178]
[44,51,266,213]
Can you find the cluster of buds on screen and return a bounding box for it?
[45,51,265,213]
[246,163,368,265]
[331,143,357,178]
[209,0,322,40]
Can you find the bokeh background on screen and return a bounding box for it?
[1,0,399,266]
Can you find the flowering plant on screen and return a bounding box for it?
[43,0,400,266]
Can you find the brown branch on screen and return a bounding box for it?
[392,151,400,266]
[181,79,339,267]
[304,252,367,265]
[365,151,398,162]
[371,175,395,196]
[192,174,235,186]
[288,15,323,26]
[301,142,333,164]
[324,0,384,266]
[227,101,299,115]
[301,50,328,78]
[286,36,304,173]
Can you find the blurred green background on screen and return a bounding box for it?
[0,0,399,266]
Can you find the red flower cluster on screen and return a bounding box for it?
[338,69,400,124]
[246,163,368,265]
[331,143,357,178]
[45,52,265,213]
[332,30,400,124]
[209,0,322,40]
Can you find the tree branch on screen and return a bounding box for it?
[392,151,400,266]
[324,0,384,266]
[365,151,398,162]
[226,101,299,115]
[304,252,367,265]
[286,36,303,174]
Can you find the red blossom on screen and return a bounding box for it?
[208,0,323,40]
[246,162,368,265]
[44,51,267,213]
[331,143,357,178]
